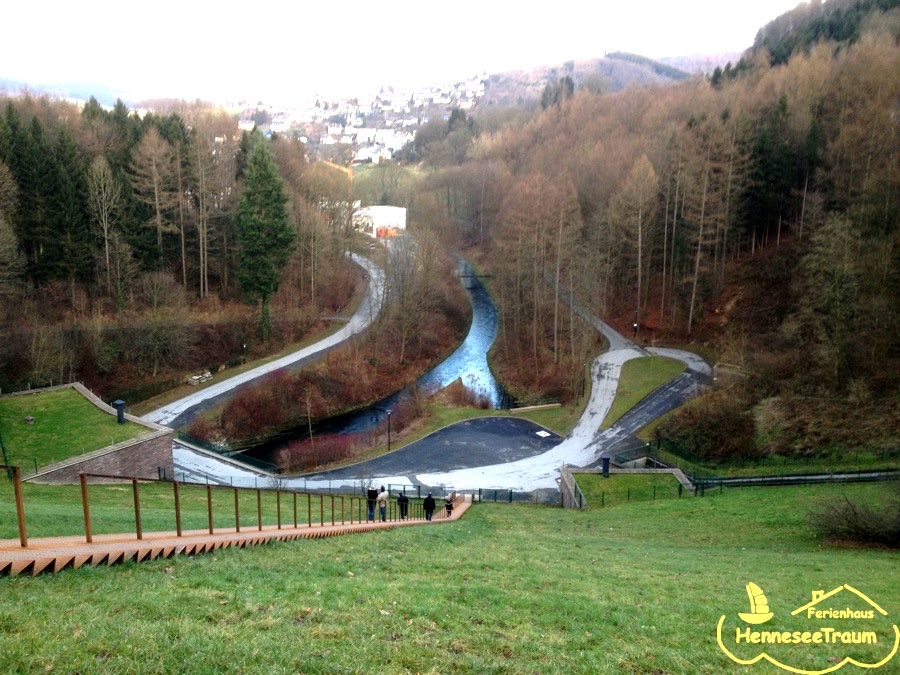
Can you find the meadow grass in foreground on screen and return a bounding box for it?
[1,482,897,673]
[0,388,147,468]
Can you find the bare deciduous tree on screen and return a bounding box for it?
[87,155,121,293]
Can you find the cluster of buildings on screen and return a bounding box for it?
[236,74,488,165]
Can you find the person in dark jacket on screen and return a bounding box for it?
[423,493,436,521]
[366,485,377,522]
[396,491,409,520]
[445,496,454,518]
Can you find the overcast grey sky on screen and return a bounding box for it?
[3,0,806,104]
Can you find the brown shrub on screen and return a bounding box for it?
[809,485,900,548]
[658,386,760,462]
[276,432,364,473]
[222,370,293,439]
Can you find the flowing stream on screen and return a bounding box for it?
[240,257,506,463]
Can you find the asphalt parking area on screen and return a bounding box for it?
[307,416,562,480]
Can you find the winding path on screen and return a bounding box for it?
[169,297,710,492]
[143,253,385,428]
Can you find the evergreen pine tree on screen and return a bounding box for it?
[236,142,294,341]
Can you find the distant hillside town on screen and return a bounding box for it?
[235,74,488,165]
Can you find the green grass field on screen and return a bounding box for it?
[1,482,897,673]
[0,388,148,470]
[575,472,685,508]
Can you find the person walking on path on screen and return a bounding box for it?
[377,485,389,522]
[366,485,378,522]
[445,496,454,519]
[396,491,409,520]
[423,492,436,521]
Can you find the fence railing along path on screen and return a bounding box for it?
[0,467,469,576]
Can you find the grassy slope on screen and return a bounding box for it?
[1,482,897,673]
[601,356,685,429]
[576,472,685,508]
[0,389,147,468]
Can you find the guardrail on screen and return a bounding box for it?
[78,472,452,544]
[1,472,459,549]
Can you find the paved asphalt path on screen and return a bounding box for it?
[167,269,712,491]
[306,417,562,483]
[144,253,385,429]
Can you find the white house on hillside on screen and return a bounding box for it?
[354,206,407,238]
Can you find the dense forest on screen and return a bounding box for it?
[1,0,897,461]
[0,98,467,406]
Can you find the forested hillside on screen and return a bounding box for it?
[0,99,467,403]
[0,1,897,461]
[408,3,898,456]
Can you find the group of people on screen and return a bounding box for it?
[365,485,454,522]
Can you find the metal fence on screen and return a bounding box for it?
[692,469,900,494]
[652,439,899,476]
[159,464,562,505]
[579,482,688,509]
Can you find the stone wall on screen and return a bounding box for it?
[30,430,173,484]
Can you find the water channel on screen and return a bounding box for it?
[240,257,507,464]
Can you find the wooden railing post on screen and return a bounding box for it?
[256,488,262,532]
[276,490,282,530]
[234,487,241,533]
[173,481,183,537]
[307,493,312,528]
[132,478,143,540]
[80,473,92,544]
[207,484,214,534]
[7,465,28,547]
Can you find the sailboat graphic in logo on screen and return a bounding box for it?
[739,582,775,625]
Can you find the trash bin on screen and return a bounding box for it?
[113,400,125,424]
